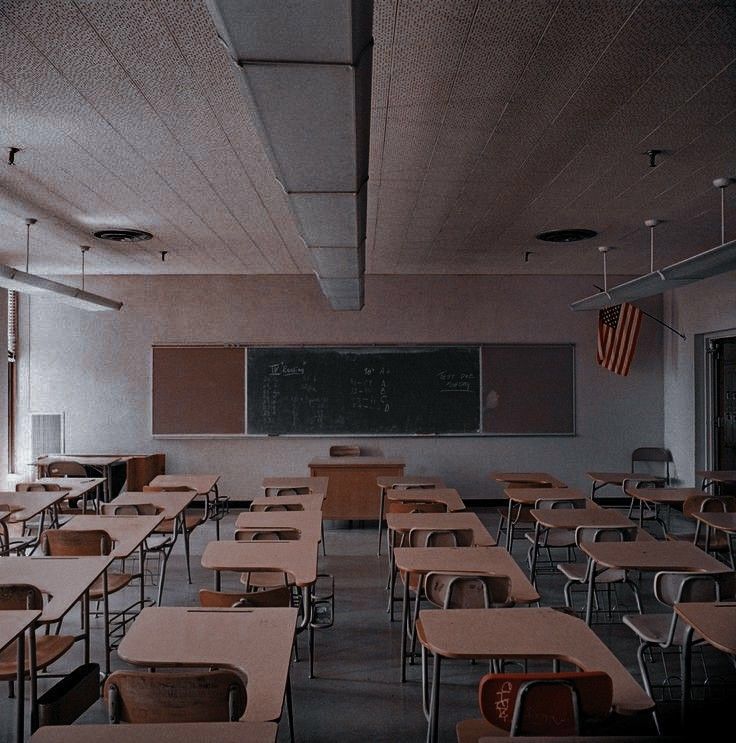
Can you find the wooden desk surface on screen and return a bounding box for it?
[109,490,198,520]
[0,556,112,622]
[674,601,736,656]
[491,472,567,487]
[31,721,278,743]
[309,456,405,468]
[697,470,736,483]
[394,546,539,604]
[37,454,122,467]
[416,606,653,714]
[34,477,105,495]
[386,512,494,546]
[0,490,69,522]
[377,475,445,491]
[235,510,323,541]
[249,494,324,512]
[628,486,701,505]
[530,506,635,530]
[262,476,329,494]
[61,514,164,558]
[692,511,736,534]
[117,606,297,723]
[0,610,41,653]
[149,473,220,494]
[385,488,465,512]
[503,487,586,505]
[580,539,730,572]
[202,539,319,587]
[587,472,665,485]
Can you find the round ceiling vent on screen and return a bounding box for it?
[94,228,153,242]
[535,228,598,243]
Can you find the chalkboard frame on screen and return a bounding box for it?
[151,343,575,438]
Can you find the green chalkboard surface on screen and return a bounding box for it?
[247,346,480,434]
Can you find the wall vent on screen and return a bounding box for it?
[30,412,64,460]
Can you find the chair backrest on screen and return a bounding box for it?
[329,445,360,457]
[250,502,305,512]
[424,572,513,609]
[46,461,88,477]
[386,500,446,515]
[478,671,613,736]
[198,586,291,608]
[15,482,64,492]
[101,503,162,516]
[234,528,301,542]
[534,497,588,511]
[631,447,672,483]
[408,527,474,548]
[104,669,246,723]
[575,525,639,547]
[264,486,311,497]
[0,583,44,610]
[41,529,113,556]
[654,570,734,608]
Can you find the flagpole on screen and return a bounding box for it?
[592,285,686,340]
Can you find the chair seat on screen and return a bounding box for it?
[456,717,507,741]
[557,563,626,583]
[524,529,576,548]
[494,506,535,524]
[0,635,75,680]
[623,612,702,646]
[154,513,203,535]
[240,571,291,588]
[89,572,133,599]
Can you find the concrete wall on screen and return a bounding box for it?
[16,274,664,500]
[663,270,736,485]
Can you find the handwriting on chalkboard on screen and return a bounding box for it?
[438,370,475,392]
[268,362,305,376]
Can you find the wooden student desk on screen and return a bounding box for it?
[491,472,567,488]
[385,487,466,513]
[33,477,106,513]
[262,476,329,496]
[0,490,71,551]
[108,488,199,521]
[579,539,730,626]
[676,601,736,725]
[697,469,736,492]
[250,493,325,512]
[308,456,405,520]
[149,473,224,537]
[235,510,323,542]
[501,487,586,551]
[376,475,446,555]
[587,471,665,502]
[31,721,278,743]
[626,486,701,534]
[386,511,494,547]
[117,606,297,723]
[393,546,539,684]
[528,505,635,585]
[1,610,41,743]
[417,606,654,743]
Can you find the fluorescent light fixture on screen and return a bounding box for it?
[0,264,123,311]
[570,239,736,311]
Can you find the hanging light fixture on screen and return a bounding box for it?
[0,219,123,311]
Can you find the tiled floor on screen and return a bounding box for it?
[1,506,733,742]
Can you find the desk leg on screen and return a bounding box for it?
[83,590,90,664]
[584,560,596,626]
[103,571,110,677]
[505,500,514,552]
[16,634,25,743]
[214,569,221,592]
[427,653,441,743]
[377,489,385,556]
[29,623,38,734]
[529,522,541,587]
[139,543,145,611]
[400,574,410,682]
[680,623,694,728]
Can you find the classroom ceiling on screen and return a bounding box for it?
[0,0,734,280]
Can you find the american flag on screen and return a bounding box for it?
[597,302,642,376]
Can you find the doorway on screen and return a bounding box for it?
[711,336,736,494]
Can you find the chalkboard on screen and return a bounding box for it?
[247,346,480,435]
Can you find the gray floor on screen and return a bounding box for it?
[2,506,734,742]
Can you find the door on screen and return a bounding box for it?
[712,337,736,494]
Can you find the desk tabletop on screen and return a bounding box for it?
[530,506,635,530]
[416,606,653,714]
[674,601,736,656]
[249,493,324,512]
[503,488,586,505]
[149,473,220,494]
[37,454,122,467]
[627,486,702,505]
[34,477,105,495]
[386,512,494,546]
[580,539,730,572]
[697,470,736,483]
[394,546,538,604]
[109,490,198,520]
[202,539,319,587]
[30,721,278,743]
[385,488,465,512]
[309,456,405,468]
[0,490,70,522]
[0,556,112,622]
[490,472,567,487]
[692,511,736,534]
[377,475,446,490]
[117,606,297,723]
[587,472,665,485]
[61,514,164,558]
[262,476,329,494]
[235,510,323,542]
[0,610,41,653]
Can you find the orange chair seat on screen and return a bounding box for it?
[0,635,75,680]
[89,572,133,599]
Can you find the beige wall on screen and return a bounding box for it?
[17,274,664,500]
[663,270,736,485]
